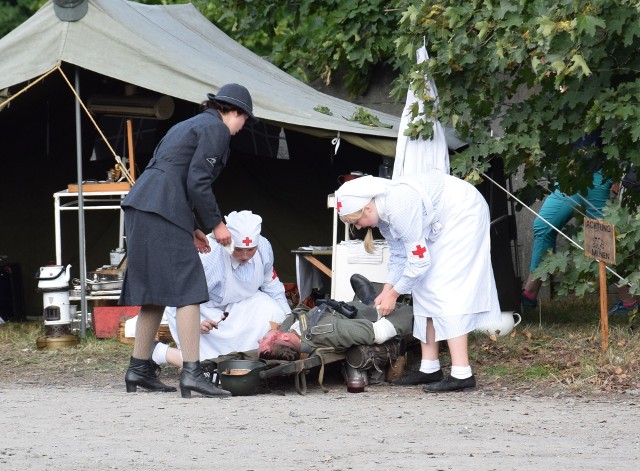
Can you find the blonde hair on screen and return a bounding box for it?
[338,204,376,254]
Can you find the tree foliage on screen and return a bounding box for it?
[0,0,45,37]
[394,0,640,294]
[395,1,639,198]
[194,0,404,97]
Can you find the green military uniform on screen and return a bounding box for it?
[281,301,413,355]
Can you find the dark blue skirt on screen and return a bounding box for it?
[119,208,209,307]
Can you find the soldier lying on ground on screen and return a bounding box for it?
[257,297,413,385]
[210,275,414,386]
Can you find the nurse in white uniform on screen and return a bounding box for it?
[152,210,291,367]
[335,172,501,392]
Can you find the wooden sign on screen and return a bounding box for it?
[583,218,616,265]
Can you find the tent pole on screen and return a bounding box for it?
[75,66,88,339]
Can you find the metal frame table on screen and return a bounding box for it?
[53,189,128,266]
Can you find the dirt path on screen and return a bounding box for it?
[1,377,639,470]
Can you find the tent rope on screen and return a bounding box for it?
[3,64,134,185]
[54,65,134,185]
[480,171,628,286]
[0,66,59,109]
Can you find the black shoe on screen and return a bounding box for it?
[125,356,177,393]
[422,374,476,392]
[391,369,443,386]
[180,361,231,398]
[350,274,377,306]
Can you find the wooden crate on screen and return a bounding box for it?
[117,319,135,345]
[117,319,175,345]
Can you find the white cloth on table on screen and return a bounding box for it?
[343,239,385,264]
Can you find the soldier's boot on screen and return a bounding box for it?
[346,336,408,384]
[350,274,377,306]
[342,363,368,392]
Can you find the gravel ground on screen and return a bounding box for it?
[1,366,639,471]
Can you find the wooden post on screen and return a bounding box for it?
[583,218,616,353]
[126,119,136,182]
[599,260,608,352]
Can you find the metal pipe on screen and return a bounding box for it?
[75,67,88,339]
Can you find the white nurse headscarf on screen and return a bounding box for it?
[334,175,392,216]
[225,210,262,248]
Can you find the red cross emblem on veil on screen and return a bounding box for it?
[412,244,427,258]
[336,200,342,213]
[242,237,253,246]
[272,268,277,280]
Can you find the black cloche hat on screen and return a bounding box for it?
[207,83,257,123]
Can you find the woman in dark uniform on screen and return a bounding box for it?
[120,83,256,398]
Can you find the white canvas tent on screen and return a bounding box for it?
[0,0,400,156]
[0,0,408,324]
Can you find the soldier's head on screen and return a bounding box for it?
[258,330,301,361]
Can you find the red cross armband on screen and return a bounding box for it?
[405,239,430,264]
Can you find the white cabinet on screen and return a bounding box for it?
[328,194,390,302]
[332,242,390,301]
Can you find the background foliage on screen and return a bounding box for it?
[0,0,44,36]
[395,0,640,200]
[193,0,404,98]
[3,0,639,296]
[394,0,640,295]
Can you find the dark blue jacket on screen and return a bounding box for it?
[122,109,230,232]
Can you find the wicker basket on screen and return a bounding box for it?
[117,319,174,345]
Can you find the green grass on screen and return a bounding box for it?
[0,321,133,383]
[2,295,640,396]
[465,295,640,395]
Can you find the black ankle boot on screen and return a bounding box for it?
[180,361,231,398]
[125,357,176,393]
[350,274,377,305]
